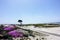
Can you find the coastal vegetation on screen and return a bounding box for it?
[21,23,60,28]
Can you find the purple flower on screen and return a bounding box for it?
[4,27,14,31]
[8,30,23,38]
[4,25,16,31]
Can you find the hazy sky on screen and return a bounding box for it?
[0,0,60,24]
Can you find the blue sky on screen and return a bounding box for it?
[0,0,60,24]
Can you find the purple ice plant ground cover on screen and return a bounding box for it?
[4,27,14,31]
[3,25,16,31]
[3,25,24,38]
[8,30,24,38]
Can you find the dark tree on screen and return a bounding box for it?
[18,20,23,26]
[18,20,22,22]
